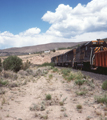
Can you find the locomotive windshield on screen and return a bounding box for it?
[92,40,106,47]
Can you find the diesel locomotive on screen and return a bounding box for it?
[51,39,107,70]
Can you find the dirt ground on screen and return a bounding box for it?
[19,50,69,65]
[0,51,107,120]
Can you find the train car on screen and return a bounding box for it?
[95,50,107,68]
[57,54,64,66]
[51,54,64,66]
[62,50,74,66]
[51,39,107,70]
[94,50,107,74]
[73,40,107,70]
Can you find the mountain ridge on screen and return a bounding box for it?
[0,42,87,56]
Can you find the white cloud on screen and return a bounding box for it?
[42,4,72,24]
[0,30,54,49]
[42,0,107,38]
[0,0,107,49]
[72,31,107,42]
[19,27,41,36]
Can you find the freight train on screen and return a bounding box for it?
[51,39,107,71]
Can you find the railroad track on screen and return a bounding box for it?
[57,66,107,81]
[73,69,107,81]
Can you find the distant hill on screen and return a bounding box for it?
[0,42,87,56]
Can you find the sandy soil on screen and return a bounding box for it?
[0,66,107,120]
[0,51,107,120]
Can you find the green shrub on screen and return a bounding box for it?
[102,80,107,90]
[0,67,2,72]
[0,79,8,86]
[0,58,2,72]
[30,103,39,111]
[39,62,55,67]
[86,80,95,88]
[75,71,83,80]
[61,68,71,77]
[3,56,22,72]
[95,95,107,104]
[76,104,82,109]
[53,67,58,72]
[75,79,85,88]
[66,73,75,82]
[59,101,64,106]
[49,74,53,79]
[46,94,51,100]
[76,91,86,96]
[53,49,56,52]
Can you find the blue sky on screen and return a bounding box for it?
[0,0,107,49]
[0,0,90,34]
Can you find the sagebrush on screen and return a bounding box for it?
[102,80,107,90]
[3,56,22,72]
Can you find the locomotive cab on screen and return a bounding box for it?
[73,39,107,70]
[79,40,107,70]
